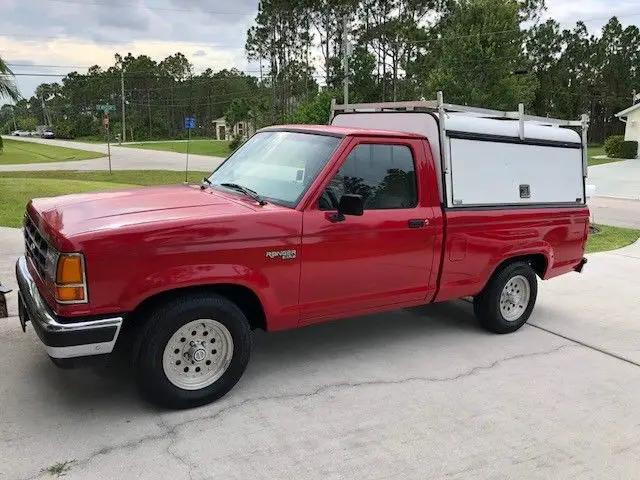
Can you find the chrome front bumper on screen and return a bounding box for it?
[15,256,123,359]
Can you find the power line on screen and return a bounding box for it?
[2,9,638,49]
[395,11,640,45]
[3,63,306,76]
[1,72,67,77]
[6,63,95,69]
[1,71,327,79]
[41,0,253,15]
[0,32,243,49]
[34,0,640,24]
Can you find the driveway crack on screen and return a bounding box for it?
[18,343,572,480]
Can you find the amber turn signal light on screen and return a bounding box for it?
[54,254,87,303]
[56,255,84,285]
[56,286,85,302]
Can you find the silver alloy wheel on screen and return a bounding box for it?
[499,275,531,322]
[162,319,234,390]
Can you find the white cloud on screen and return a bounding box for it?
[1,0,257,98]
[544,0,640,29]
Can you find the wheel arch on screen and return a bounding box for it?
[126,283,267,332]
[482,253,548,292]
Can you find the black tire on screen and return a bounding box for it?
[473,261,538,334]
[133,293,251,409]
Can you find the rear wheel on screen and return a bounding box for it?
[473,262,538,334]
[133,294,251,409]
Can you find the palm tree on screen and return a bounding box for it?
[0,56,20,102]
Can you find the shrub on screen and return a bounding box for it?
[52,118,74,139]
[0,135,3,152]
[619,141,638,159]
[17,116,38,132]
[229,135,244,152]
[603,135,624,158]
[287,91,337,125]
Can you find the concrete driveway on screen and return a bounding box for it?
[1,222,640,479]
[588,160,640,200]
[0,136,225,173]
[588,197,640,229]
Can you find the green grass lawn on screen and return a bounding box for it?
[587,145,624,166]
[69,135,109,144]
[0,170,209,228]
[0,138,104,165]
[123,140,231,157]
[586,224,640,254]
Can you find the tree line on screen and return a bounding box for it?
[0,52,265,141]
[248,0,639,143]
[1,0,639,143]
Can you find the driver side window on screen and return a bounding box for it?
[319,143,417,211]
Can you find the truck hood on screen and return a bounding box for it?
[29,185,256,241]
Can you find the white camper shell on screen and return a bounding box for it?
[330,93,589,209]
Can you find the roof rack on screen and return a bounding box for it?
[330,91,590,177]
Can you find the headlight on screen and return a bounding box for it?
[44,247,59,282]
[54,253,88,304]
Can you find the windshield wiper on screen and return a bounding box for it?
[219,183,267,206]
[200,177,213,190]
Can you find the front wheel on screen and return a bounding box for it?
[133,294,251,409]
[473,262,538,334]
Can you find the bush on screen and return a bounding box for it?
[229,135,244,152]
[0,135,3,152]
[52,118,74,139]
[287,91,337,125]
[603,135,624,158]
[17,117,38,132]
[619,141,638,159]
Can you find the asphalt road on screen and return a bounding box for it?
[1,225,640,480]
[0,136,225,173]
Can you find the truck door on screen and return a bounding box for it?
[299,138,439,325]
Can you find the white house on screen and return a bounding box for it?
[615,101,640,157]
[213,117,254,141]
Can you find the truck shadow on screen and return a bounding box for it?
[28,300,481,412]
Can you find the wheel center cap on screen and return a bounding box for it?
[193,348,206,362]
[185,341,207,362]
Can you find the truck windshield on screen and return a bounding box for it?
[207,131,341,207]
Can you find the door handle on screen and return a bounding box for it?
[408,219,427,228]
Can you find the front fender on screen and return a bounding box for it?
[119,262,292,330]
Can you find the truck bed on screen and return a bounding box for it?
[434,205,590,303]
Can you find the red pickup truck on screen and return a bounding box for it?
[15,97,589,409]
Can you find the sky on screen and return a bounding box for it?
[1,0,639,99]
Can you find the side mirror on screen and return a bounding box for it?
[339,194,364,216]
[330,194,363,222]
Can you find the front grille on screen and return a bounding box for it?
[24,215,50,280]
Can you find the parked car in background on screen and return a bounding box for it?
[14,93,590,409]
[12,130,28,136]
[40,130,55,139]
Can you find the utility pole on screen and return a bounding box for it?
[259,45,263,85]
[41,96,50,126]
[342,15,349,105]
[121,68,126,143]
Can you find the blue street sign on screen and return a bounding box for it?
[184,117,196,129]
